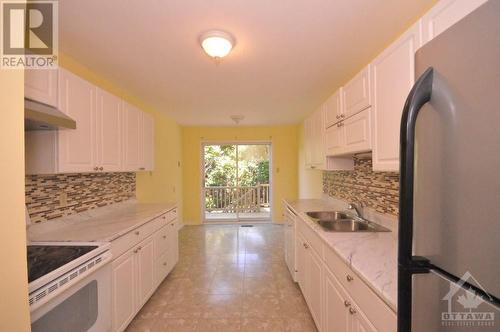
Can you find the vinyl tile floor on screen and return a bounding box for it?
[125,224,317,332]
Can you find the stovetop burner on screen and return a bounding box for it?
[27,245,98,283]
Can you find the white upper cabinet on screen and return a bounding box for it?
[141,112,154,171]
[25,69,58,107]
[342,66,371,118]
[25,68,155,174]
[325,88,343,128]
[343,108,371,154]
[122,102,143,171]
[304,107,325,169]
[371,22,421,171]
[96,88,122,172]
[58,68,96,173]
[422,0,488,44]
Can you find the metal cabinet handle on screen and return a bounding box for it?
[336,115,340,119]
[138,167,145,170]
[344,300,351,307]
[338,122,344,127]
[346,274,354,282]
[340,114,345,118]
[134,246,142,253]
[135,231,140,235]
[349,307,357,315]
[94,166,99,171]
[162,215,166,220]
[99,167,103,171]
[163,262,167,266]
[162,235,167,239]
[303,243,309,249]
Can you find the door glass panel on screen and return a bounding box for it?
[203,144,271,222]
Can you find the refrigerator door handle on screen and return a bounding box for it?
[398,67,434,332]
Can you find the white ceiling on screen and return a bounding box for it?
[59,0,436,126]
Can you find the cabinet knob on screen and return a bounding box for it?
[349,307,357,315]
[340,114,345,118]
[303,243,309,249]
[346,274,354,282]
[163,262,167,266]
[139,167,145,170]
[133,246,142,253]
[135,231,140,235]
[344,300,351,307]
[338,122,344,127]
[336,115,340,119]
[99,167,104,171]
[94,166,99,171]
[163,235,167,239]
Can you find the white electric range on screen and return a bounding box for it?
[27,241,112,332]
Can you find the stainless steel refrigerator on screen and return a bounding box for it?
[398,1,500,331]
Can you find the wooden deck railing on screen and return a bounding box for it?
[204,184,270,213]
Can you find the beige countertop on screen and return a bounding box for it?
[28,200,177,243]
[285,198,398,312]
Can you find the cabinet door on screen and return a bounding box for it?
[422,0,488,44]
[112,250,136,332]
[342,66,371,118]
[350,305,377,332]
[136,236,155,308]
[325,123,344,156]
[96,88,122,172]
[295,232,307,293]
[58,68,96,173]
[371,22,421,171]
[141,112,154,171]
[167,220,179,273]
[325,88,343,128]
[311,108,326,168]
[343,108,371,154]
[324,268,350,332]
[305,246,323,330]
[122,102,142,171]
[25,69,58,107]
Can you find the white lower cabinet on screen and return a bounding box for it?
[288,203,396,332]
[305,242,323,329]
[111,209,179,332]
[111,249,136,332]
[323,267,376,332]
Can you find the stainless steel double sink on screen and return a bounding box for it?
[305,211,390,232]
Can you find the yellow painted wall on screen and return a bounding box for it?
[0,71,30,331]
[297,122,323,199]
[59,54,183,218]
[182,125,299,224]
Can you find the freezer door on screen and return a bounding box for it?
[412,271,499,332]
[413,0,500,298]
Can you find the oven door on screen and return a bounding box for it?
[30,262,111,332]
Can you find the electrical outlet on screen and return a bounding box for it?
[59,192,67,207]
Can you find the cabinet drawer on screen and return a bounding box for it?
[297,217,323,257]
[154,225,169,258]
[324,246,396,331]
[168,207,178,222]
[111,213,167,259]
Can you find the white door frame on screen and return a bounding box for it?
[200,140,273,223]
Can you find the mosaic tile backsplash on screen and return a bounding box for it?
[26,172,136,223]
[323,155,399,215]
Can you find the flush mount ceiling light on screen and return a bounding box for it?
[199,30,235,60]
[230,115,244,124]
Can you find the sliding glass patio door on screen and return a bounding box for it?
[203,143,271,222]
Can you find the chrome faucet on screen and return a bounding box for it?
[347,202,364,219]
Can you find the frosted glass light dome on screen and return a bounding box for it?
[199,30,235,58]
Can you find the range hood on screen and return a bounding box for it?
[24,99,76,130]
